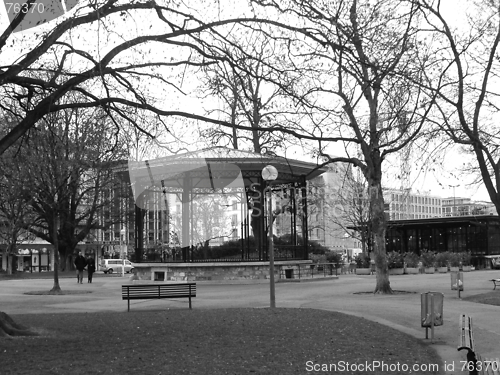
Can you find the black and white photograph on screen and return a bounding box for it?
[1,0,500,374]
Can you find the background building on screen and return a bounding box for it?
[383,189,442,220]
[442,197,497,217]
[385,215,500,268]
[306,163,361,253]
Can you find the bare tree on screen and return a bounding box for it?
[199,34,291,154]
[243,0,432,293]
[322,164,373,254]
[0,145,33,274]
[414,0,500,215]
[190,195,234,249]
[16,103,128,292]
[0,0,289,155]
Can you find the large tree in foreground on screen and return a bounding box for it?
[246,0,433,293]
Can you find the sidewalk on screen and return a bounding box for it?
[1,270,500,374]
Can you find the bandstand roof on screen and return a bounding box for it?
[124,147,328,196]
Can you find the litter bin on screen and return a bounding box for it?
[451,271,464,291]
[285,269,294,279]
[421,291,444,343]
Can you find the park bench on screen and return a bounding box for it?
[122,283,196,312]
[458,314,500,375]
[490,279,500,290]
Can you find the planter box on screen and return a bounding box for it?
[389,268,404,275]
[450,266,460,272]
[424,267,435,274]
[461,265,472,272]
[405,267,419,274]
[355,268,371,275]
[438,266,448,273]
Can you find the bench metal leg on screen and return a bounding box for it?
[466,350,478,375]
[128,299,130,312]
[188,285,193,309]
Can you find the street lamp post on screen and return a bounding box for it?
[262,165,278,309]
[120,228,126,277]
[448,184,460,217]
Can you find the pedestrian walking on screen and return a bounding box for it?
[87,255,96,283]
[74,251,87,284]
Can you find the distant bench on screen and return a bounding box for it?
[458,314,500,375]
[122,283,196,312]
[490,279,500,290]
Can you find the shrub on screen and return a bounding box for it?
[308,240,330,255]
[386,251,404,269]
[354,253,371,268]
[435,252,449,267]
[326,251,343,265]
[420,251,436,268]
[460,252,472,266]
[404,252,420,268]
[448,252,461,267]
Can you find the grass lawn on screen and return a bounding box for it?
[0,308,442,375]
[462,291,500,306]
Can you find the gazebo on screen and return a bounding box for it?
[126,147,328,281]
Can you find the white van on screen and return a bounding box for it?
[100,259,134,274]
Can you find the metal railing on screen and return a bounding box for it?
[131,245,307,263]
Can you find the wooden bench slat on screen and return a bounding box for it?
[458,314,475,352]
[125,295,193,300]
[122,289,197,295]
[121,294,196,298]
[122,286,196,291]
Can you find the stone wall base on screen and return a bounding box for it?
[132,261,312,282]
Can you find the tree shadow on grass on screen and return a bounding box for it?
[24,290,92,295]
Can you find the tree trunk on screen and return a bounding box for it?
[5,244,14,275]
[7,254,13,275]
[64,254,71,271]
[0,312,38,337]
[369,183,392,294]
[50,249,62,294]
[50,217,62,294]
[5,251,13,275]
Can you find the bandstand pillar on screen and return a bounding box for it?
[181,173,191,262]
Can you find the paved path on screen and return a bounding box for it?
[1,270,500,374]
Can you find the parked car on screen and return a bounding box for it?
[100,259,134,274]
